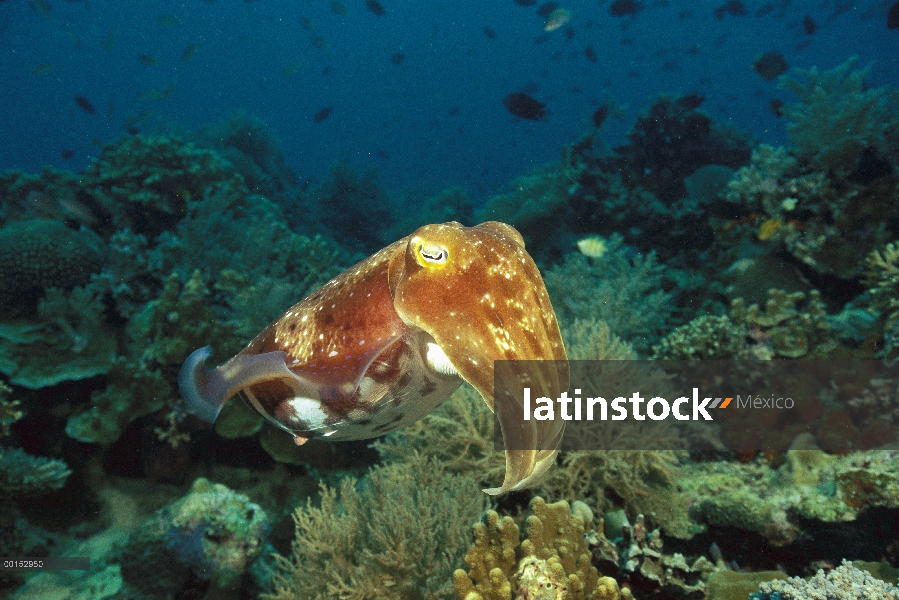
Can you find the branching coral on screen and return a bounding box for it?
[863,241,899,359]
[544,237,672,353]
[652,315,748,360]
[0,446,71,496]
[455,497,610,600]
[779,56,899,177]
[267,455,488,600]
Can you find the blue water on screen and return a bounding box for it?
[1,0,897,199]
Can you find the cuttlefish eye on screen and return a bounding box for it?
[418,242,448,265]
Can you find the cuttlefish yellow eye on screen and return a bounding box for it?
[417,242,448,266]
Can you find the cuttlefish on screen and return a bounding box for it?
[179,221,568,494]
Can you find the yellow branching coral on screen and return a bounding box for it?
[455,497,614,600]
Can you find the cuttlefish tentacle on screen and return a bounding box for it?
[180,221,568,495]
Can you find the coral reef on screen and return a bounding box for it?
[652,315,748,360]
[755,559,899,599]
[863,241,899,359]
[729,289,833,359]
[267,455,488,600]
[779,56,899,178]
[119,477,269,598]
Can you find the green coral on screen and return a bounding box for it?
[652,314,748,360]
[83,134,247,238]
[267,455,488,600]
[65,357,170,444]
[863,241,899,359]
[0,446,71,496]
[0,219,105,311]
[779,56,899,176]
[0,284,117,388]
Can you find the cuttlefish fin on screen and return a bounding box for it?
[484,447,561,496]
[179,346,299,423]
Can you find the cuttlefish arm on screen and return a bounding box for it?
[389,221,569,495]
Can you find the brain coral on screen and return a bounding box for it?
[0,219,105,312]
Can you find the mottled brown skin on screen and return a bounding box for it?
[180,221,568,494]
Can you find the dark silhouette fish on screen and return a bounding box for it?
[592,104,608,128]
[514,0,537,6]
[537,2,558,17]
[769,99,784,117]
[714,0,746,19]
[365,0,385,16]
[503,92,546,120]
[483,27,497,39]
[61,149,75,160]
[609,0,642,17]
[313,107,333,122]
[889,2,899,29]
[585,46,597,62]
[675,93,704,110]
[753,51,788,80]
[391,52,405,65]
[802,15,816,34]
[74,95,95,114]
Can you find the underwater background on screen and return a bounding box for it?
[2,0,899,598]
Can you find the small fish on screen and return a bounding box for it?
[483,27,497,39]
[675,93,704,110]
[181,43,202,61]
[585,46,597,63]
[137,82,176,101]
[137,54,159,67]
[156,14,181,26]
[299,16,314,31]
[608,0,641,17]
[753,51,788,80]
[503,92,547,121]
[30,63,54,75]
[714,0,746,19]
[365,0,385,16]
[769,98,784,117]
[391,51,405,65]
[313,106,333,122]
[310,35,328,50]
[802,15,816,34]
[61,149,75,160]
[543,7,571,32]
[592,104,608,127]
[283,61,304,76]
[577,236,607,258]
[889,2,899,29]
[514,0,537,5]
[329,1,348,16]
[74,95,95,114]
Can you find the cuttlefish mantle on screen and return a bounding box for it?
[179,221,568,495]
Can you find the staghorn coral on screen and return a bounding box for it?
[779,56,899,177]
[0,219,105,312]
[119,477,269,598]
[267,455,488,600]
[455,497,610,600]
